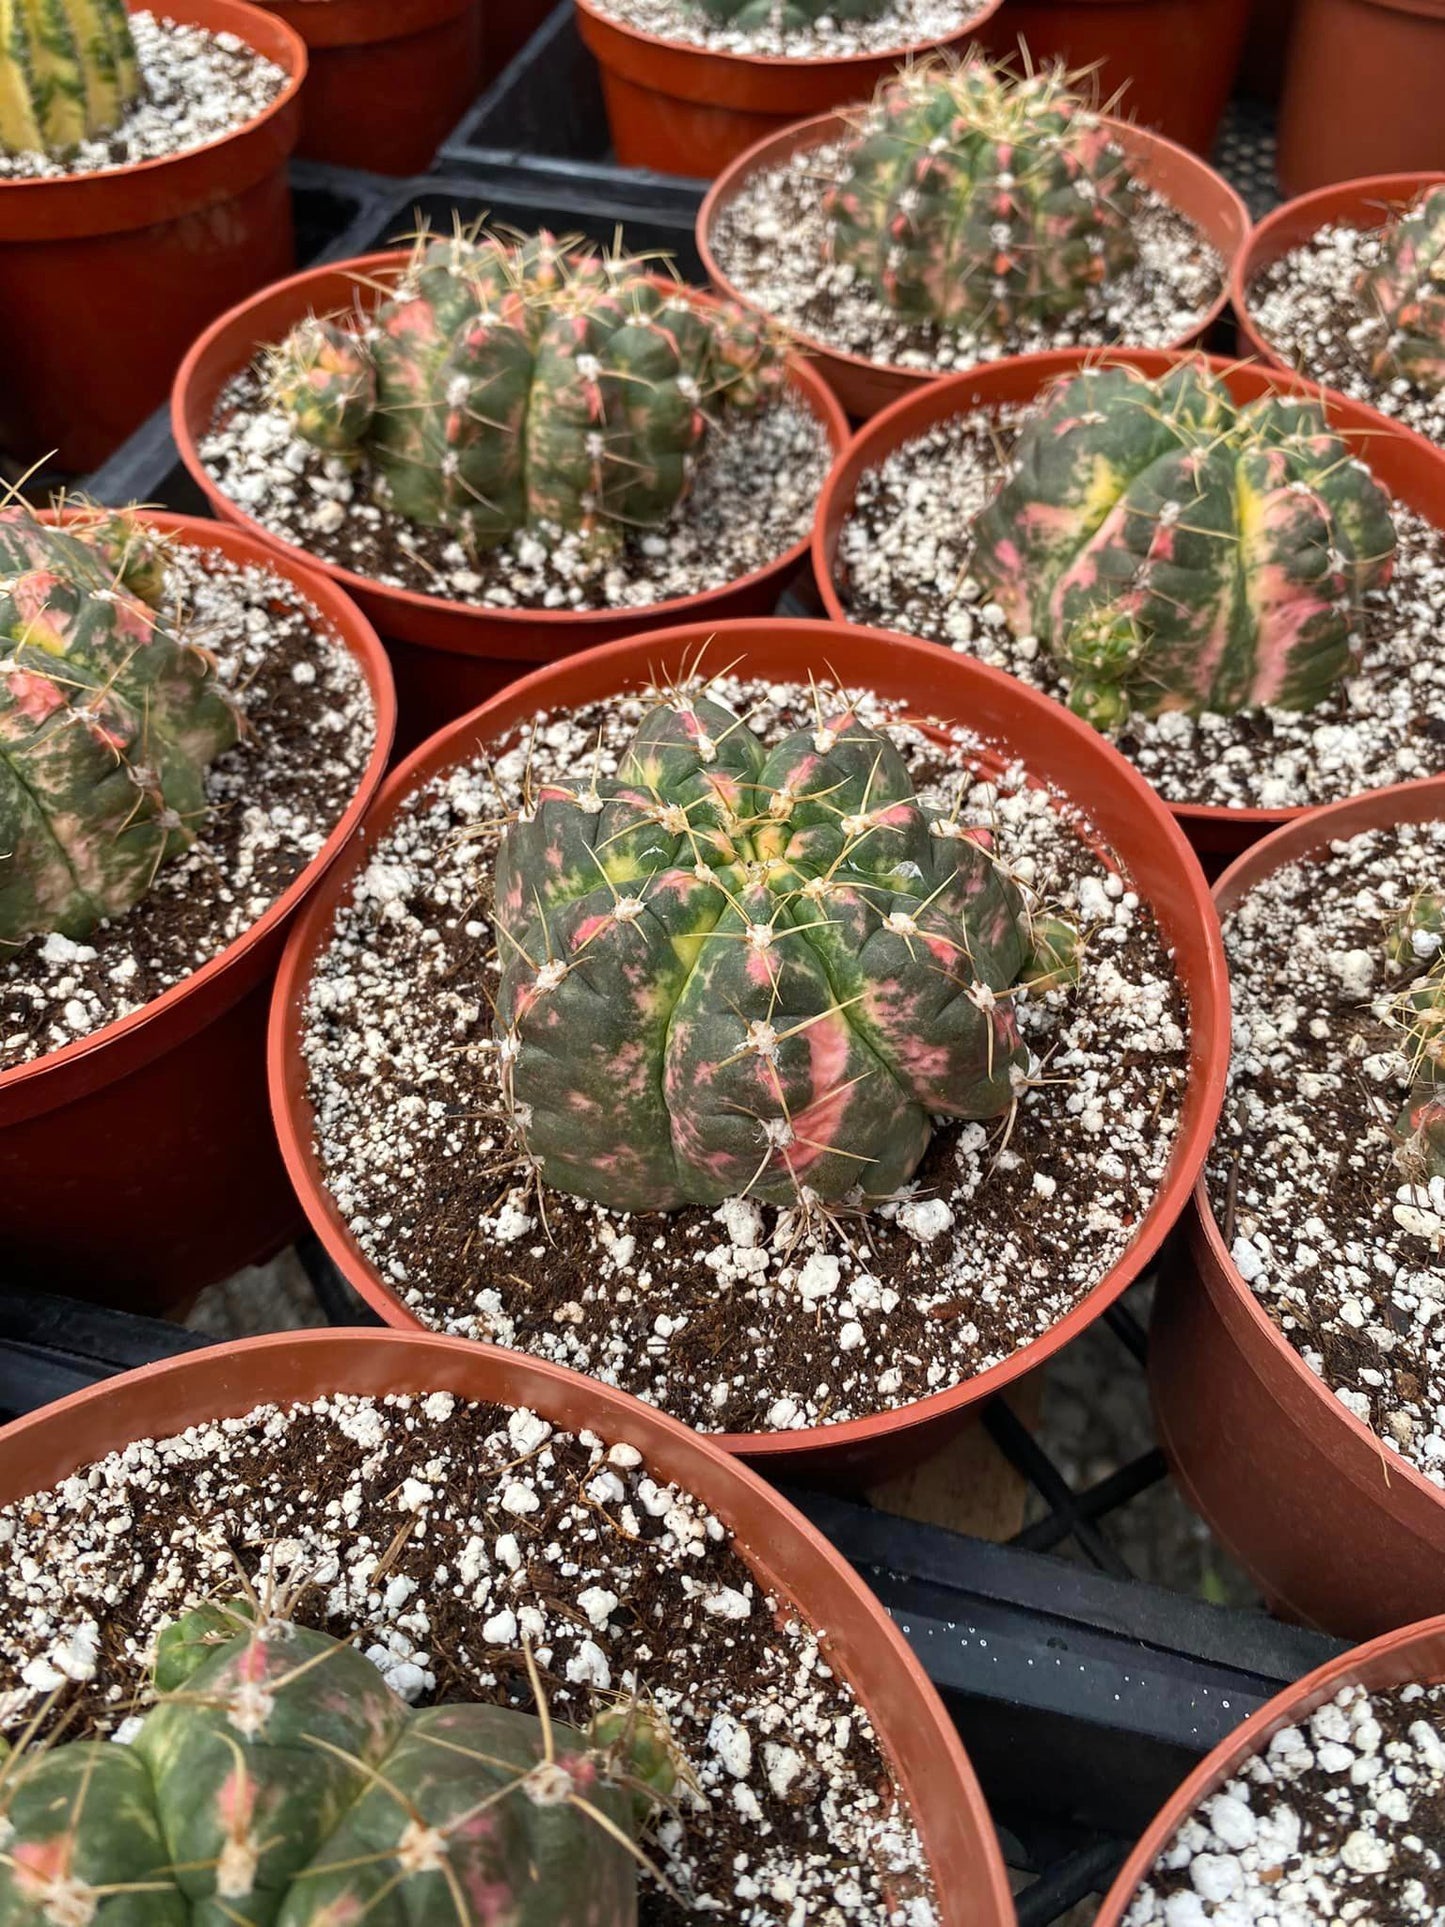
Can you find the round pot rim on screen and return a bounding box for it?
[1094,1609,1445,1925]
[0,1324,1016,1927]
[0,510,396,1116]
[573,0,1002,78]
[0,0,306,214]
[1188,775,1445,1524]
[810,344,1445,841]
[268,613,1231,1465]
[170,249,851,649]
[696,106,1250,388]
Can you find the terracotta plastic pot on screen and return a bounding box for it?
[698,111,1250,421]
[0,514,395,1316]
[1094,1613,1445,1924]
[812,348,1445,860]
[269,615,1230,1484]
[574,0,1005,180]
[0,1328,1015,1927]
[257,0,483,175]
[1277,0,1445,197]
[484,0,556,75]
[0,0,304,475]
[1149,777,1445,1641]
[172,251,850,755]
[1232,170,1445,376]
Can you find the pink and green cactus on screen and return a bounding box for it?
[268,230,785,552]
[0,506,240,950]
[1387,893,1445,1183]
[1356,185,1445,396]
[825,57,1140,338]
[0,0,142,160]
[972,359,1399,730]
[0,1599,676,1925]
[493,689,1059,1213]
[689,0,889,24]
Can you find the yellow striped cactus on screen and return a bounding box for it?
[0,0,142,159]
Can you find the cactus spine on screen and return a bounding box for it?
[825,57,1140,337]
[972,359,1399,729]
[0,0,142,159]
[1356,185,1445,396]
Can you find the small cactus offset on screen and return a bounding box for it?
[0,505,240,950]
[0,0,143,159]
[1386,893,1445,1184]
[268,230,786,553]
[825,57,1140,337]
[0,1599,676,1925]
[1356,185,1445,395]
[493,688,1063,1214]
[688,0,889,24]
[972,359,1399,730]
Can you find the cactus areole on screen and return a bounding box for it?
[1356,185,1445,396]
[269,233,786,553]
[0,508,240,953]
[494,691,1037,1214]
[0,1600,674,1924]
[0,0,144,159]
[972,360,1399,731]
[825,59,1141,338]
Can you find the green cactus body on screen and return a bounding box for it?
[0,1604,668,1925]
[0,508,240,950]
[1387,894,1445,1183]
[0,0,142,159]
[269,233,785,552]
[825,59,1140,337]
[494,692,1034,1213]
[1356,185,1445,396]
[972,360,1399,728]
[689,0,889,25]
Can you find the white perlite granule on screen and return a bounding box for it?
[584,0,986,57]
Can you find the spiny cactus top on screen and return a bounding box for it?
[688,0,889,24]
[494,689,1039,1214]
[972,359,1399,730]
[0,1598,675,1925]
[1387,891,1445,1185]
[1356,185,1445,396]
[0,506,240,951]
[269,231,786,553]
[825,58,1141,337]
[0,0,142,159]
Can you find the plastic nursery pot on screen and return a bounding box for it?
[1093,1613,1445,1923]
[1276,0,1445,197]
[0,1329,1015,1927]
[1148,778,1445,1641]
[0,0,305,475]
[573,0,1006,180]
[1231,170,1445,376]
[812,347,1445,861]
[697,110,1251,422]
[171,251,851,756]
[0,514,395,1317]
[257,0,483,175]
[268,616,1230,1486]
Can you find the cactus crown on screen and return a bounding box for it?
[268,227,787,554]
[972,358,1399,730]
[687,0,889,24]
[493,680,1078,1216]
[0,1596,677,1925]
[1355,185,1445,396]
[0,504,241,953]
[825,56,1141,337]
[1385,890,1445,1184]
[0,0,143,160]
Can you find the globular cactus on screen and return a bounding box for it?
[0,1599,676,1925]
[268,230,786,553]
[1356,185,1445,396]
[825,57,1140,338]
[688,0,889,25]
[0,0,143,159]
[493,688,1068,1214]
[0,505,240,950]
[972,360,1399,730]
[1386,894,1445,1184]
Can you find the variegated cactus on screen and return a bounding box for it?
[1356,185,1445,395]
[689,0,889,23]
[825,57,1140,337]
[972,360,1399,730]
[1387,893,1445,1184]
[269,230,785,552]
[0,506,240,950]
[0,1600,676,1925]
[493,689,1065,1214]
[0,0,143,159]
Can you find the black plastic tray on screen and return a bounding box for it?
[443,4,621,174]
